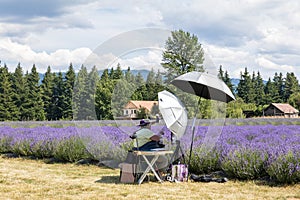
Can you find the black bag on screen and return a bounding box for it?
[190,173,228,183]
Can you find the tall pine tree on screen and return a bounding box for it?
[0,64,18,120]
[73,65,88,120]
[24,64,45,120]
[41,66,55,120]
[284,72,299,102]
[11,63,26,120]
[273,72,285,102]
[253,71,265,105]
[264,78,279,105]
[237,68,255,103]
[52,72,65,120]
[63,63,76,120]
[95,69,113,119]
[218,65,234,93]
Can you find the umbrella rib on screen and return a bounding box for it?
[170,109,177,122]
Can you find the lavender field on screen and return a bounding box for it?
[0,120,300,184]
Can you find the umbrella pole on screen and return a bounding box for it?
[188,97,201,168]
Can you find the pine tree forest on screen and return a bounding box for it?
[0,61,299,121]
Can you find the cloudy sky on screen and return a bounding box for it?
[0,0,299,79]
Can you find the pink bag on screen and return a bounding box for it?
[169,164,188,182]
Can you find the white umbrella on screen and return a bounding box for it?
[158,90,188,138]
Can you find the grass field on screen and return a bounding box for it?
[0,156,300,200]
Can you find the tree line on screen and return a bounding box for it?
[0,62,165,121]
[0,29,299,121]
[1,62,299,121]
[219,66,300,118]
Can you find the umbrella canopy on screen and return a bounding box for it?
[158,90,188,138]
[171,72,235,103]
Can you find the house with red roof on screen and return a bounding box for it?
[123,100,158,119]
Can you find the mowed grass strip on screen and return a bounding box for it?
[0,156,300,200]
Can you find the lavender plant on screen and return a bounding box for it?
[0,123,300,183]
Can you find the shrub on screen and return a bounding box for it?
[189,146,220,174]
[0,136,13,153]
[11,139,33,156]
[266,151,300,183]
[53,136,90,162]
[221,147,267,180]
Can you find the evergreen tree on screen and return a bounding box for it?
[237,68,255,103]
[155,70,164,86]
[264,78,279,104]
[154,70,166,95]
[131,72,146,100]
[85,66,99,120]
[218,65,225,80]
[224,71,234,93]
[284,72,299,102]
[124,67,134,83]
[288,92,300,111]
[52,72,65,120]
[21,71,32,120]
[113,64,123,79]
[111,78,136,117]
[253,71,265,105]
[63,63,76,120]
[144,69,157,100]
[73,65,88,119]
[218,65,234,93]
[24,64,45,120]
[41,66,55,120]
[73,65,98,120]
[146,68,156,84]
[95,69,113,119]
[143,69,166,101]
[74,65,99,120]
[109,67,115,79]
[0,64,18,120]
[11,63,26,120]
[273,72,285,102]
[134,72,145,86]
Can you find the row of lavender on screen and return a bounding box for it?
[1,118,300,128]
[0,124,299,183]
[183,125,300,183]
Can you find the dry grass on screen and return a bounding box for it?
[0,156,300,200]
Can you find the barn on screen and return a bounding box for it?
[263,103,299,118]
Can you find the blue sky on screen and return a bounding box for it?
[0,0,299,79]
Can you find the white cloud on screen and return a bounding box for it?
[111,49,165,72]
[0,38,92,72]
[204,44,254,78]
[255,57,295,73]
[84,52,118,71]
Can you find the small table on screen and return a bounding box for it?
[132,150,173,185]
